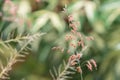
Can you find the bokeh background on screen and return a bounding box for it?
[0,0,120,80]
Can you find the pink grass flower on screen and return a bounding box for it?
[65,35,69,41]
[86,61,93,71]
[86,36,94,41]
[62,7,67,13]
[61,48,64,53]
[76,66,82,73]
[81,41,85,49]
[77,32,82,38]
[90,59,97,69]
[67,49,70,54]
[76,53,83,59]
[69,23,77,31]
[86,64,93,71]
[72,26,77,31]
[68,15,74,22]
[69,53,83,66]
[9,5,18,16]
[35,0,41,3]
[70,43,76,48]
[52,47,57,50]
[69,23,75,27]
[87,61,92,67]
[65,35,73,41]
[5,0,11,4]
[69,54,76,61]
[71,30,76,34]
[70,61,77,66]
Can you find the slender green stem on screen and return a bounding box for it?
[80,73,83,80]
[4,37,28,43]
[18,39,32,53]
[78,59,83,80]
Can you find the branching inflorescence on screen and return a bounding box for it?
[51,5,97,80]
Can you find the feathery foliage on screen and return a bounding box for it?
[0,33,45,80]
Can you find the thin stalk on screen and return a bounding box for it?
[78,59,83,80]
[18,39,32,53]
[4,36,29,43]
[80,73,83,80]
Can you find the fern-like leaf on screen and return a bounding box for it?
[0,33,45,80]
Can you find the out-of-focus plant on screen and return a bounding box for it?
[0,0,45,80]
[0,0,120,80]
[0,33,44,80]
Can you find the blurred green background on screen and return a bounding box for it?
[0,0,120,80]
